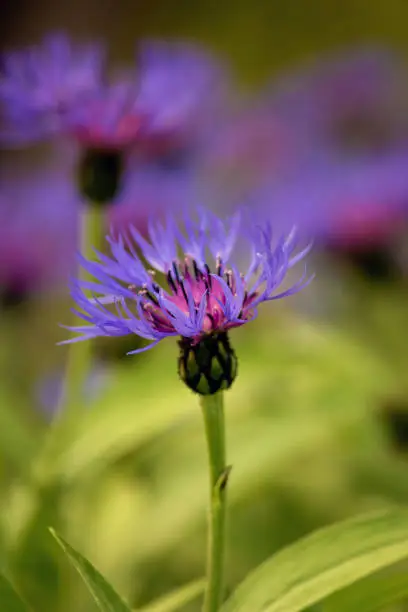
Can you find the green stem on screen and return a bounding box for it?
[200,392,229,612]
[33,205,104,483]
[59,205,103,421]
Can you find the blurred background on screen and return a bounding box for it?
[2,1,408,611]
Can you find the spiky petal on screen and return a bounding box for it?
[62,208,313,354]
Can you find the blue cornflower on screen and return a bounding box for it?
[65,39,228,152]
[252,150,408,250]
[0,34,228,154]
[66,78,144,151]
[62,209,312,357]
[0,32,105,142]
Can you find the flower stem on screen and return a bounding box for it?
[200,392,229,612]
[60,205,103,420]
[33,205,104,484]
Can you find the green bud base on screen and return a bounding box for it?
[178,332,237,395]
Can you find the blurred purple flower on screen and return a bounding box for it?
[66,78,144,151]
[60,208,312,354]
[267,48,408,159]
[201,48,408,252]
[252,151,408,250]
[0,33,105,142]
[0,167,79,302]
[202,48,408,202]
[67,39,229,154]
[1,35,229,155]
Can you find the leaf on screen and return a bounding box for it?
[0,574,31,611]
[50,528,132,612]
[324,568,408,612]
[137,578,205,612]
[221,508,408,612]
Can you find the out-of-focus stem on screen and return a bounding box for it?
[59,205,103,420]
[33,205,104,483]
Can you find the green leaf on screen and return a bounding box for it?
[324,569,408,612]
[50,528,132,612]
[221,508,408,612]
[0,574,31,611]
[137,578,205,612]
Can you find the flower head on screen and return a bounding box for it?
[253,151,408,250]
[67,79,144,151]
[0,32,105,142]
[0,34,229,157]
[69,39,228,155]
[62,208,312,356]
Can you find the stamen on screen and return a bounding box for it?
[172,261,181,285]
[180,279,189,305]
[139,287,159,306]
[193,259,201,280]
[216,257,222,276]
[145,290,159,305]
[204,263,212,289]
[167,270,177,294]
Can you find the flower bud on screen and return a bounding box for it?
[178,332,237,395]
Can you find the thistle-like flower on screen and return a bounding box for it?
[62,209,312,394]
[0,34,227,150]
[70,79,144,202]
[0,34,228,203]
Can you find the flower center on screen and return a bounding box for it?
[137,256,252,336]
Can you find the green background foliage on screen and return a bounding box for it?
[3,1,408,610]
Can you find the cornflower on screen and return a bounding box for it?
[59,205,313,612]
[62,207,312,394]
